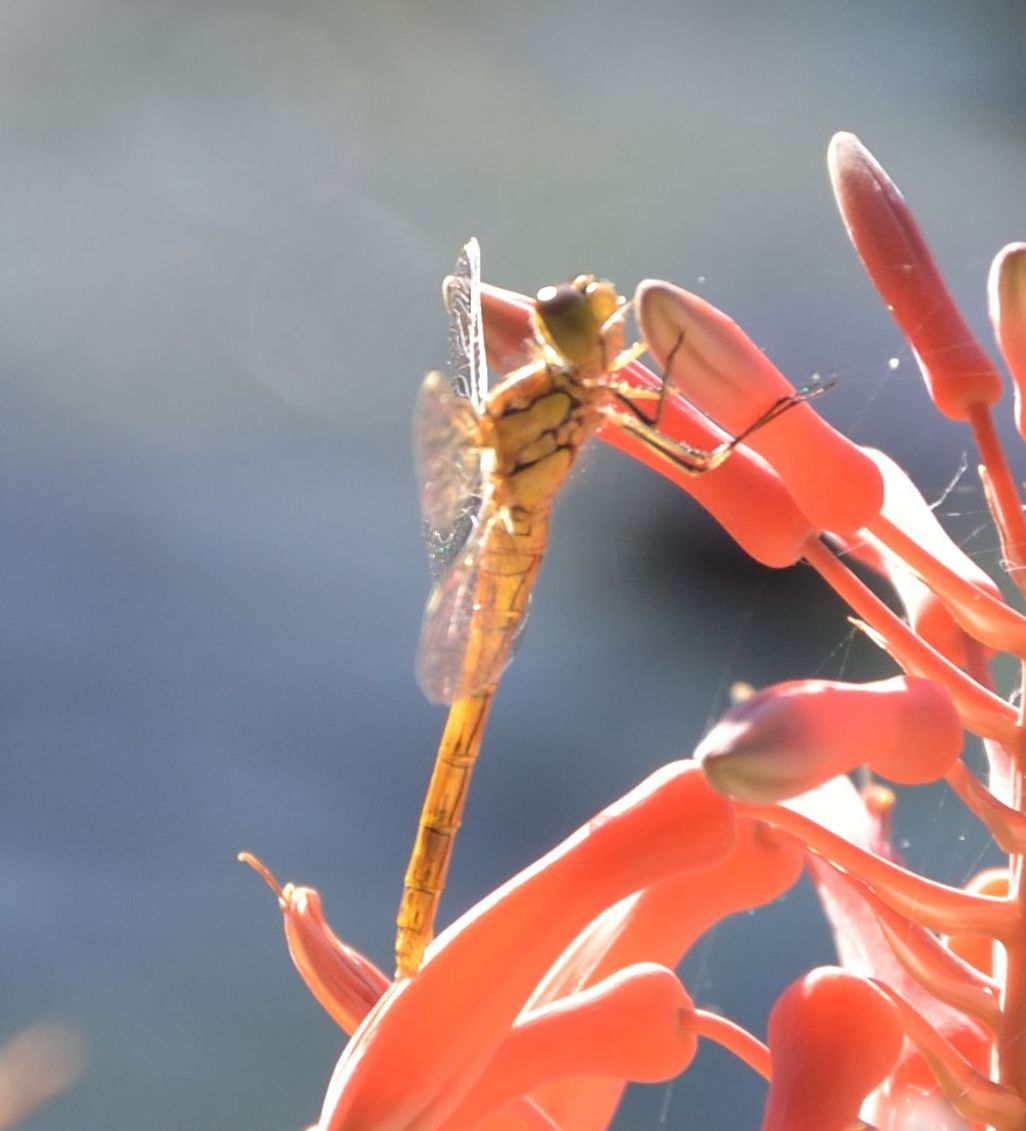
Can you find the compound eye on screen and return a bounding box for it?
[535,282,597,364]
[536,282,585,321]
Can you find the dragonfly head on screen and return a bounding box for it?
[534,275,623,366]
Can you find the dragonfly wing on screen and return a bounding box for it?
[416,508,523,704]
[416,237,505,703]
[415,520,485,704]
[414,369,487,580]
[442,237,488,408]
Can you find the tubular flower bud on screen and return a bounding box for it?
[531,818,803,1003]
[521,818,801,1131]
[443,965,698,1131]
[697,676,963,803]
[599,396,816,568]
[635,278,884,532]
[828,132,1002,419]
[988,242,1026,441]
[762,968,904,1131]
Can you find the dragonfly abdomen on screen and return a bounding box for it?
[457,516,549,695]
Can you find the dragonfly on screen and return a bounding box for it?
[395,238,807,977]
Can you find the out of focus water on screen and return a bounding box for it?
[2,2,1024,1128]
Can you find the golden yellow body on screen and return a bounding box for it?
[396,259,650,977]
[396,245,799,977]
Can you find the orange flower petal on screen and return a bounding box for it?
[239,854,388,1035]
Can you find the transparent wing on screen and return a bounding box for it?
[415,507,523,704]
[414,369,487,580]
[414,368,482,702]
[415,515,487,704]
[442,237,488,408]
[415,238,504,702]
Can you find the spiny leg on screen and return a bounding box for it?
[604,402,734,475]
[604,320,834,468]
[603,372,828,476]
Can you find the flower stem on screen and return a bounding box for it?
[693,1010,771,1080]
[969,401,1026,592]
[803,539,1017,743]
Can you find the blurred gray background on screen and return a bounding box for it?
[2,1,1024,1128]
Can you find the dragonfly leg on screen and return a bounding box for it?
[590,380,662,401]
[607,372,828,476]
[608,339,648,372]
[592,328,682,429]
[604,402,733,475]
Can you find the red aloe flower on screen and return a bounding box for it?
[625,132,1026,1127]
[255,133,1026,1130]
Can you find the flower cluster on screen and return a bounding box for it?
[251,133,1026,1130]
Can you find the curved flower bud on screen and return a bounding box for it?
[521,818,801,1131]
[635,278,884,532]
[762,968,904,1131]
[444,965,697,1131]
[599,400,816,568]
[239,854,389,1035]
[697,676,963,803]
[988,242,1026,441]
[531,817,803,1004]
[828,132,1002,420]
